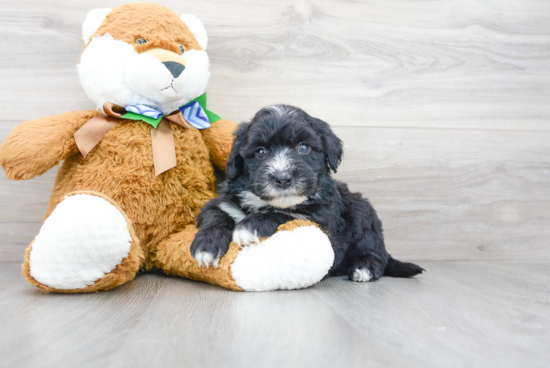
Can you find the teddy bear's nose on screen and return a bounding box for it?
[163,61,185,78]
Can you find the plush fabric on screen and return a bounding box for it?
[0,111,100,180]
[1,3,335,293]
[230,220,334,291]
[41,117,225,271]
[22,191,144,293]
[90,4,203,51]
[156,224,243,291]
[29,193,134,289]
[156,219,332,292]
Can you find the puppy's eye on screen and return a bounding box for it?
[136,38,147,45]
[179,45,185,54]
[297,143,310,154]
[255,147,267,159]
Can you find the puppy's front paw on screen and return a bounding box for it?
[232,225,261,247]
[232,213,282,247]
[190,228,231,268]
[194,251,220,268]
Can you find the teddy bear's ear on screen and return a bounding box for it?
[180,14,208,50]
[82,8,112,44]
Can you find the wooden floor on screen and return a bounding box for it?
[1,261,548,368]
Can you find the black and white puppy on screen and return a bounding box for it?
[191,105,423,282]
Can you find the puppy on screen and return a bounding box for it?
[190,105,424,282]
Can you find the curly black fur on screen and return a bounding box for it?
[191,105,424,281]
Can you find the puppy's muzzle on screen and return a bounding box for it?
[143,48,187,78]
[274,172,293,189]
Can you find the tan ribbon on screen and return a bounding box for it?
[74,103,192,176]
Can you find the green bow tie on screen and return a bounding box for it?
[121,93,221,129]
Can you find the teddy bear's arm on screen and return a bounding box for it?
[200,119,238,171]
[0,110,100,180]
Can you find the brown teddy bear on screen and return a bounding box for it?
[0,3,334,293]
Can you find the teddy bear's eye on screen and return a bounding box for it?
[136,38,147,45]
[179,45,186,54]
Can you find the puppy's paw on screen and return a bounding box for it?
[192,245,223,268]
[232,226,261,247]
[194,251,221,268]
[232,213,282,247]
[351,268,373,282]
[190,228,231,268]
[348,256,385,282]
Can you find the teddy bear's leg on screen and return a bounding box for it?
[156,220,335,291]
[22,191,143,293]
[156,224,244,290]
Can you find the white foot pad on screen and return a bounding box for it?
[230,225,334,291]
[29,194,132,290]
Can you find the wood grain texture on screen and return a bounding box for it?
[2,124,548,261]
[1,0,549,261]
[334,127,550,261]
[0,0,549,129]
[1,261,549,368]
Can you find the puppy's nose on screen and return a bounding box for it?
[163,61,185,78]
[275,172,293,189]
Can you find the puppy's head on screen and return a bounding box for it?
[78,4,210,114]
[227,105,343,207]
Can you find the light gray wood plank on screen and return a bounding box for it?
[2,124,548,262]
[0,0,549,130]
[333,126,550,262]
[0,223,41,260]
[0,263,170,368]
[0,121,58,261]
[1,0,549,262]
[313,261,550,368]
[1,261,549,368]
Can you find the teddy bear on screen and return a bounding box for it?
[0,3,334,292]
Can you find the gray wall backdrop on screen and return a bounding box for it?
[1,0,549,262]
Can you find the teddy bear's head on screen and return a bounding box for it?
[78,3,210,114]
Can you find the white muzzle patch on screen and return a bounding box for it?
[267,147,293,174]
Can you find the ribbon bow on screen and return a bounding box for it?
[74,93,220,176]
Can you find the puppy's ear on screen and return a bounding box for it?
[225,123,250,180]
[308,117,343,173]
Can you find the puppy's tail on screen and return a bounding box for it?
[384,257,424,278]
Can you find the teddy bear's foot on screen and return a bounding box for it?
[22,191,143,293]
[156,220,334,291]
[230,220,334,291]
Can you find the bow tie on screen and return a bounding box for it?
[125,101,211,130]
[74,93,221,176]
